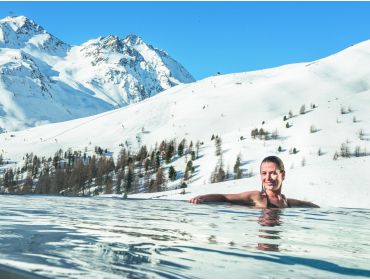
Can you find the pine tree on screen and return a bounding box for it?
[54,169,66,195]
[76,159,88,195]
[22,176,33,194]
[211,157,225,183]
[251,128,258,139]
[155,151,161,170]
[191,151,196,161]
[258,128,265,140]
[185,160,194,174]
[215,165,226,183]
[32,155,40,178]
[138,145,148,163]
[125,163,134,193]
[4,169,15,192]
[143,173,151,193]
[168,166,177,181]
[354,146,361,157]
[105,174,113,194]
[215,137,222,156]
[358,129,364,140]
[184,168,190,182]
[233,155,242,179]
[144,158,150,173]
[35,172,51,194]
[177,142,184,157]
[116,168,125,194]
[165,143,174,164]
[195,141,200,159]
[340,143,350,158]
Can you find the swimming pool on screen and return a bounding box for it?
[0,195,369,278]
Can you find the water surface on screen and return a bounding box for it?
[0,195,369,278]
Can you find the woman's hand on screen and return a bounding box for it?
[189,195,205,204]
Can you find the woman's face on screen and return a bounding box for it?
[260,162,285,192]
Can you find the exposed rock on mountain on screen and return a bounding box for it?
[0,16,195,132]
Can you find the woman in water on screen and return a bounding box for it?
[189,156,319,208]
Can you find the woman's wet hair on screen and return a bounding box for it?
[260,156,285,173]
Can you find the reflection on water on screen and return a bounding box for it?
[0,196,370,278]
[257,209,282,252]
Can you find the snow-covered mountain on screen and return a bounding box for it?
[1,38,370,208]
[0,16,195,132]
[54,34,194,107]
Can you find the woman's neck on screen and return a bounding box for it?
[264,189,282,199]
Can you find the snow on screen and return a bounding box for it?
[0,16,195,132]
[1,35,370,209]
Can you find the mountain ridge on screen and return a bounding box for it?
[0,15,195,132]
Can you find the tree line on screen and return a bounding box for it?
[0,138,201,196]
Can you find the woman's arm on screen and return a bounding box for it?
[189,194,228,204]
[189,192,256,205]
[287,198,320,208]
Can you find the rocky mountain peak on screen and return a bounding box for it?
[123,34,145,47]
[0,15,43,33]
[0,15,69,54]
[0,16,44,43]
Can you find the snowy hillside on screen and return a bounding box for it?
[0,16,195,132]
[1,38,370,208]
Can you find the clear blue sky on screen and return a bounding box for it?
[1,1,370,80]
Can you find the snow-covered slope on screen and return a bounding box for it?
[0,16,195,132]
[1,37,370,208]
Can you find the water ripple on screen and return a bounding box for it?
[0,195,369,278]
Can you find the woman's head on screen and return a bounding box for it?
[260,156,285,193]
